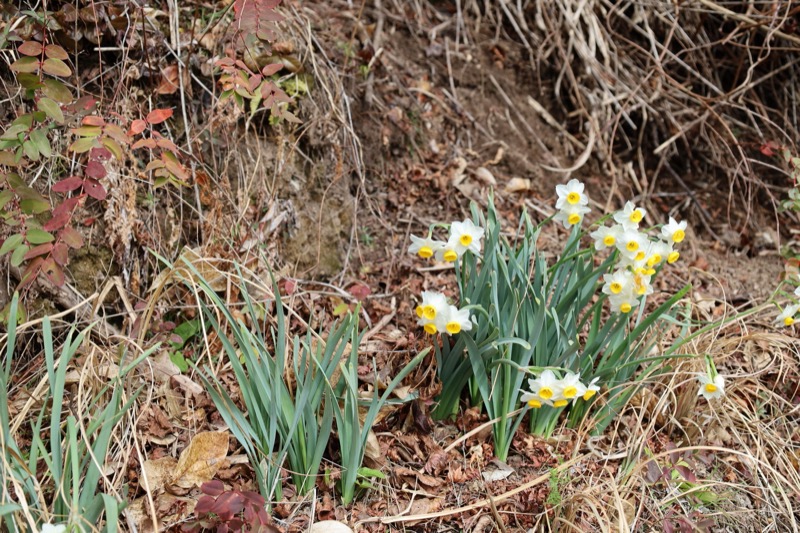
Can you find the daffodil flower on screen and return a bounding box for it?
[602,270,633,296]
[795,285,800,298]
[554,203,591,228]
[415,291,448,326]
[776,304,799,327]
[443,305,472,335]
[661,217,688,244]
[559,372,583,400]
[614,201,646,231]
[616,229,647,259]
[527,370,562,402]
[590,224,623,251]
[447,219,484,256]
[555,179,589,209]
[698,373,725,400]
[608,292,639,314]
[578,377,600,401]
[408,234,444,259]
[520,391,551,409]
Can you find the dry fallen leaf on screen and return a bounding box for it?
[505,177,531,193]
[142,456,178,493]
[170,431,230,489]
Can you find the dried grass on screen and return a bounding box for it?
[449,0,800,233]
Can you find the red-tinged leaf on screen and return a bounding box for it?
[261,62,283,76]
[200,480,225,497]
[24,242,53,260]
[52,242,69,266]
[52,175,84,193]
[10,57,40,73]
[19,41,44,56]
[211,492,244,517]
[82,115,105,126]
[146,108,173,124]
[348,282,371,301]
[90,146,112,161]
[85,160,106,179]
[44,210,71,231]
[52,196,81,218]
[162,154,188,181]
[61,226,84,248]
[282,278,296,294]
[216,57,235,67]
[44,44,68,60]
[128,119,147,135]
[73,95,97,112]
[131,138,157,150]
[82,217,96,226]
[83,178,107,200]
[42,257,65,286]
[18,257,44,290]
[155,138,179,152]
[240,491,265,506]
[194,495,215,515]
[0,150,18,166]
[145,159,165,172]
[102,123,129,144]
[42,58,72,77]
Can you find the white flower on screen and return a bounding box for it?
[661,217,688,244]
[558,372,583,400]
[520,390,550,409]
[589,224,623,251]
[645,240,672,267]
[795,285,800,298]
[408,234,444,259]
[415,291,449,334]
[555,179,589,209]
[527,370,562,403]
[775,304,798,327]
[602,270,633,297]
[632,269,653,297]
[613,201,646,231]
[448,219,484,256]
[40,525,67,533]
[697,373,725,400]
[616,229,648,259]
[608,291,639,314]
[554,203,591,229]
[577,377,600,401]
[443,305,472,335]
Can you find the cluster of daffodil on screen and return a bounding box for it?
[775,285,800,327]
[554,179,688,315]
[520,370,600,409]
[408,219,485,335]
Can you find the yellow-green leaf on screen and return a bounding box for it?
[29,129,51,158]
[42,58,71,77]
[0,234,23,255]
[10,244,29,267]
[10,57,39,73]
[42,79,73,104]
[37,97,64,124]
[27,228,54,244]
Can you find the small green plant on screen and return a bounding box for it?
[0,293,152,532]
[328,326,425,504]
